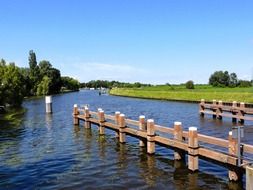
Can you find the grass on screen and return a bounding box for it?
[109,85,253,103]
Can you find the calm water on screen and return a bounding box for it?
[1,90,253,190]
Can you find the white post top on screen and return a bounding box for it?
[229,131,232,136]
[240,102,245,105]
[233,101,237,103]
[189,126,197,131]
[201,99,205,102]
[119,114,125,117]
[174,121,182,125]
[147,119,154,123]
[115,111,120,114]
[74,104,78,108]
[139,115,145,119]
[218,100,223,103]
[45,96,52,103]
[84,106,89,110]
[99,110,104,113]
[98,108,103,112]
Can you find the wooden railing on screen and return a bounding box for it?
[72,104,253,188]
[199,99,253,123]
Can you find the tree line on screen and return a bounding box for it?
[209,71,252,87]
[80,80,152,89]
[0,50,80,107]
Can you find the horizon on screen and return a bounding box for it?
[1,0,253,84]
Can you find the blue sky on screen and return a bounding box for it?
[1,0,253,84]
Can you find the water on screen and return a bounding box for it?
[1,90,253,189]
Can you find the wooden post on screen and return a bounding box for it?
[139,115,146,147]
[98,110,105,135]
[217,100,223,120]
[238,102,245,124]
[84,106,91,128]
[188,127,199,171]
[73,104,79,125]
[232,101,237,123]
[147,119,155,154]
[174,121,185,160]
[45,96,53,113]
[228,131,242,181]
[212,100,217,119]
[119,114,126,143]
[115,111,120,138]
[246,164,253,190]
[199,99,205,117]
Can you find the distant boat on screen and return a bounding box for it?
[99,88,108,95]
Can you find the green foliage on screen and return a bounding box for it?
[36,76,51,95]
[185,80,194,89]
[209,70,250,88]
[28,50,40,94]
[238,80,252,87]
[0,61,25,107]
[61,76,80,91]
[80,80,151,89]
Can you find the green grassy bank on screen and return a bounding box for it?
[109,85,253,103]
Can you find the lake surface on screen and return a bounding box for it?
[1,90,253,189]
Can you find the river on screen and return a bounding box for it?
[0,90,252,189]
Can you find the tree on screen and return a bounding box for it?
[28,50,40,94]
[0,62,25,106]
[61,76,80,91]
[209,71,230,87]
[186,80,194,89]
[36,76,51,95]
[229,73,238,87]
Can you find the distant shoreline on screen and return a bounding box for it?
[109,86,253,103]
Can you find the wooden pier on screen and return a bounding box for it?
[73,104,253,188]
[199,99,253,124]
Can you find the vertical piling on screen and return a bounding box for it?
[246,164,253,190]
[239,102,245,124]
[232,101,237,123]
[139,115,146,147]
[73,104,79,125]
[174,121,185,160]
[119,114,126,143]
[98,110,105,135]
[212,100,217,119]
[199,99,205,117]
[45,96,52,113]
[84,106,91,128]
[115,111,120,138]
[188,127,199,172]
[217,100,223,120]
[147,119,155,154]
[228,131,242,181]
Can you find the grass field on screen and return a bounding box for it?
[109,85,253,103]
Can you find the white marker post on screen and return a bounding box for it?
[45,96,52,113]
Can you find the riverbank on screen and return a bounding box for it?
[109,85,253,103]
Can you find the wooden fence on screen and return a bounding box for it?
[72,104,253,188]
[199,99,253,123]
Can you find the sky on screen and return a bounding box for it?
[0,0,253,84]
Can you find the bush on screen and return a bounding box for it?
[186,80,194,89]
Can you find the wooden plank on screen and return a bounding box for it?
[199,147,237,166]
[244,144,253,154]
[154,125,174,134]
[103,122,119,131]
[124,127,147,138]
[198,134,228,148]
[155,136,188,151]
[104,114,116,121]
[125,118,139,127]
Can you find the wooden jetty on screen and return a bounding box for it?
[73,104,253,188]
[199,99,253,124]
